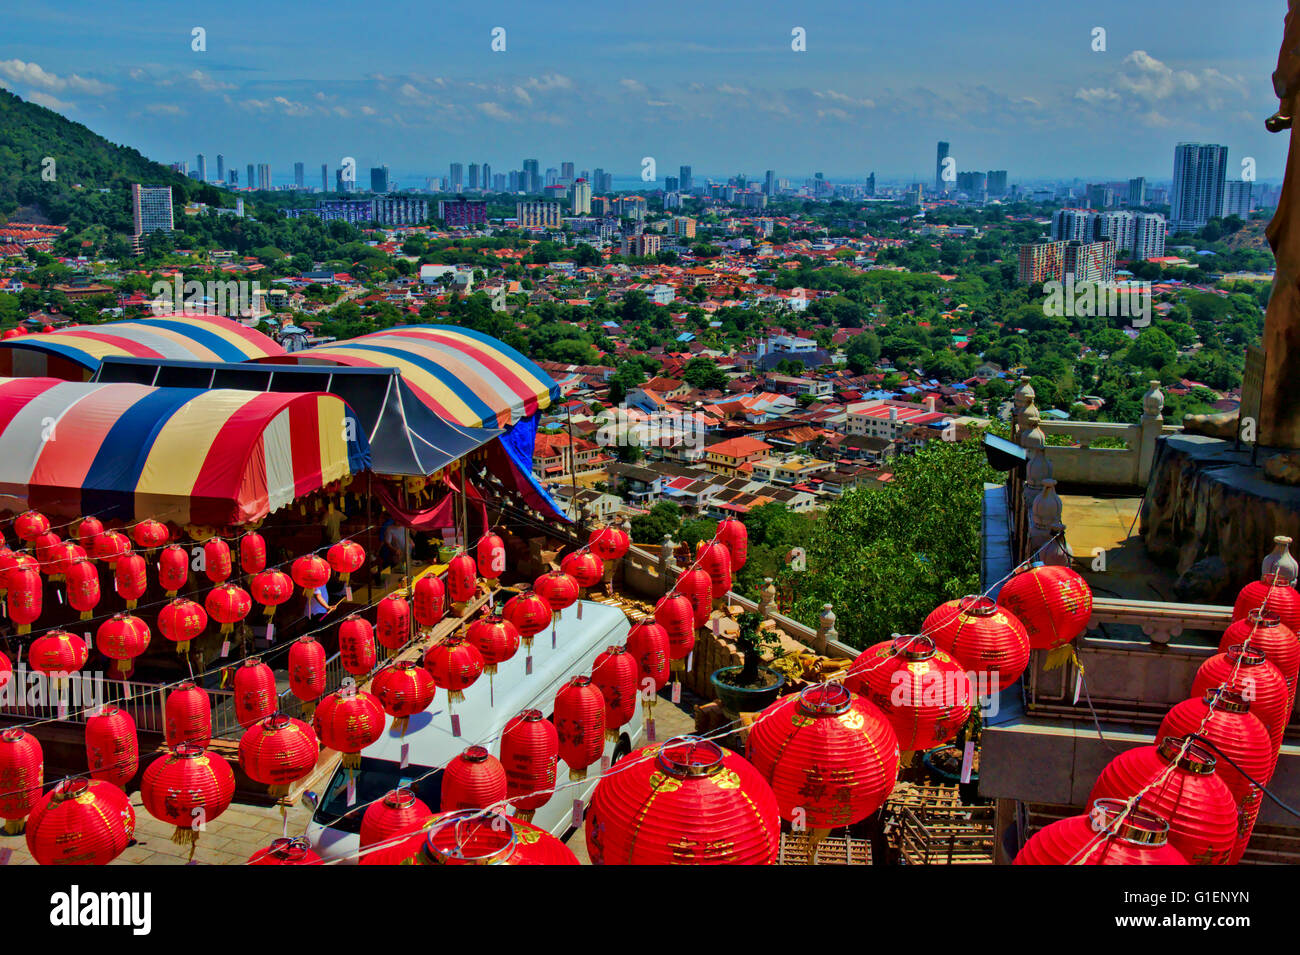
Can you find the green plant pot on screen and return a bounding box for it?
[709,666,785,715]
[437,545,458,564]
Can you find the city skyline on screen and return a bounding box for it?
[0,0,1282,182]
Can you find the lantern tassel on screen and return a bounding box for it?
[1043,643,1078,672]
[569,767,587,781]
[343,752,362,770]
[177,640,190,655]
[806,827,829,864]
[899,750,915,768]
[172,826,199,862]
[394,716,410,737]
[4,818,23,834]
[515,808,535,823]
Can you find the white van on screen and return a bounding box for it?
[303,599,645,862]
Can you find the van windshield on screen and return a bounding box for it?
[314,758,443,834]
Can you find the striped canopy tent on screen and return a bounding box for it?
[0,377,369,527]
[0,314,285,381]
[261,325,560,430]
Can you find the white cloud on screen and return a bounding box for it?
[477,101,514,121]
[0,59,113,95]
[26,90,75,112]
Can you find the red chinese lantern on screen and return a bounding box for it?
[535,571,579,617]
[73,516,103,545]
[554,675,605,781]
[466,615,521,676]
[592,645,638,740]
[627,617,670,692]
[288,636,327,712]
[239,532,267,575]
[205,583,251,635]
[415,810,579,865]
[476,532,507,580]
[313,688,385,768]
[442,745,508,811]
[158,544,189,595]
[32,531,63,571]
[0,728,42,834]
[1219,610,1300,703]
[5,564,41,633]
[1233,577,1300,634]
[447,552,477,604]
[249,837,321,865]
[95,613,150,679]
[202,538,233,583]
[14,510,50,544]
[655,593,696,669]
[361,788,433,855]
[586,737,780,865]
[696,540,732,601]
[923,594,1031,689]
[130,519,170,552]
[413,574,445,631]
[44,541,84,581]
[1193,644,1290,752]
[589,524,630,562]
[0,649,9,691]
[85,705,138,788]
[140,744,234,856]
[238,713,319,793]
[1087,735,1238,865]
[376,594,411,651]
[996,562,1093,653]
[249,568,293,618]
[64,557,98,621]
[422,635,484,703]
[1014,800,1188,865]
[715,519,748,571]
[165,682,211,748]
[676,566,712,627]
[91,530,132,567]
[28,630,88,676]
[748,684,900,836]
[233,659,277,728]
[500,709,558,820]
[1157,688,1274,864]
[502,590,551,649]
[25,778,135,865]
[561,549,603,590]
[327,540,365,582]
[158,597,207,655]
[290,553,330,596]
[372,661,436,734]
[113,552,148,609]
[338,615,377,677]
[845,635,974,752]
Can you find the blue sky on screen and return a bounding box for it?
[0,0,1285,186]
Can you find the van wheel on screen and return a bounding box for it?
[611,734,632,765]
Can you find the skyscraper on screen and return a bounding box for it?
[371,166,390,193]
[764,169,775,196]
[449,163,464,192]
[468,163,480,191]
[1170,143,1228,232]
[131,184,174,255]
[294,162,305,189]
[197,153,208,182]
[321,164,328,193]
[1223,180,1254,218]
[257,164,272,190]
[561,161,575,184]
[572,178,592,215]
[865,172,875,197]
[216,155,224,182]
[523,159,540,194]
[247,164,255,190]
[482,163,492,191]
[935,142,950,194]
[986,170,1008,196]
[1127,177,1146,207]
[679,165,692,192]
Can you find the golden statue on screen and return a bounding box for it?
[1184,0,1300,481]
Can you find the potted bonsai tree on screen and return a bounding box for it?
[709,611,786,715]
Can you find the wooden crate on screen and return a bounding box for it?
[778,832,872,866]
[897,805,996,865]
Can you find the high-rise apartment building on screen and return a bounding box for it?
[1063,240,1116,283]
[468,163,480,191]
[1127,177,1146,207]
[294,162,304,189]
[935,142,950,194]
[621,233,663,257]
[1051,209,1166,260]
[439,198,488,228]
[132,184,175,237]
[1170,143,1228,232]
[670,216,696,238]
[216,155,224,182]
[986,170,1007,196]
[571,178,592,215]
[257,164,272,190]
[449,163,464,192]
[523,159,540,194]
[764,170,776,196]
[560,162,575,183]
[197,153,208,182]
[247,164,255,190]
[1223,180,1254,218]
[370,166,390,193]
[372,197,428,225]
[865,172,876,197]
[665,176,679,193]
[482,163,492,191]
[1017,241,1066,284]
[516,200,562,229]
[679,165,692,192]
[321,164,328,193]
